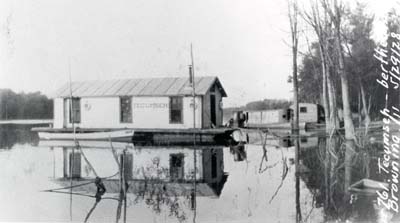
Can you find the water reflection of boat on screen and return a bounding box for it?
[35,127,245,146]
[55,179,225,197]
[0,125,41,149]
[229,144,247,162]
[277,135,319,149]
[49,145,228,197]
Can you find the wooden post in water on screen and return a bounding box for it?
[118,150,130,223]
[63,147,68,178]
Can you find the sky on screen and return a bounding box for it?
[0,0,398,107]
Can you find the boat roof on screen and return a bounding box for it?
[53,76,227,98]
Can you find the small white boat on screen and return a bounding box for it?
[38,140,134,149]
[349,178,389,195]
[38,129,134,141]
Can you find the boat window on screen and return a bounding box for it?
[170,97,183,124]
[300,107,307,113]
[120,97,132,123]
[69,98,81,123]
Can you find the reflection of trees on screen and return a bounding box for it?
[0,125,39,149]
[131,180,188,222]
[128,162,189,222]
[300,136,383,222]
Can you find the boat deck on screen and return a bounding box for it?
[32,127,242,146]
[32,127,236,134]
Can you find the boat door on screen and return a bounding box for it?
[63,98,68,128]
[210,94,216,126]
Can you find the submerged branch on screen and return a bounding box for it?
[268,149,289,204]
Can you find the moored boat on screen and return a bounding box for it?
[37,129,134,141]
[349,178,389,195]
[33,127,245,146]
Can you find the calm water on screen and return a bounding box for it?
[0,125,396,222]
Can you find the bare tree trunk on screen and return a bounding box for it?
[303,0,339,133]
[289,0,299,133]
[288,1,302,222]
[319,44,331,128]
[360,82,371,133]
[288,0,299,156]
[331,0,356,140]
[325,55,339,130]
[358,89,361,128]
[337,53,355,139]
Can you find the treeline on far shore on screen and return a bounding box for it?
[0,89,53,120]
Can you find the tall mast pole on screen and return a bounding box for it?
[190,44,197,222]
[68,60,76,137]
[68,59,76,221]
[191,44,196,129]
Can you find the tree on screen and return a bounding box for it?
[0,89,53,120]
[302,0,340,132]
[288,0,302,222]
[318,0,356,140]
[343,2,378,131]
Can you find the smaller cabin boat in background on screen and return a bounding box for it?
[290,103,325,124]
[231,103,325,129]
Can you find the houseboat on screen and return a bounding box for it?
[33,76,245,145]
[290,103,325,124]
[231,103,325,129]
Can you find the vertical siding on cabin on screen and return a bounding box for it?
[262,110,287,123]
[202,92,211,128]
[201,84,224,128]
[297,103,318,123]
[60,96,202,129]
[53,98,64,128]
[130,97,169,128]
[247,111,261,125]
[246,109,287,125]
[215,87,223,126]
[63,97,121,129]
[183,96,203,128]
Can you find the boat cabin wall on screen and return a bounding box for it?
[53,96,203,129]
[53,98,64,128]
[246,109,290,125]
[202,84,224,128]
[291,103,320,123]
